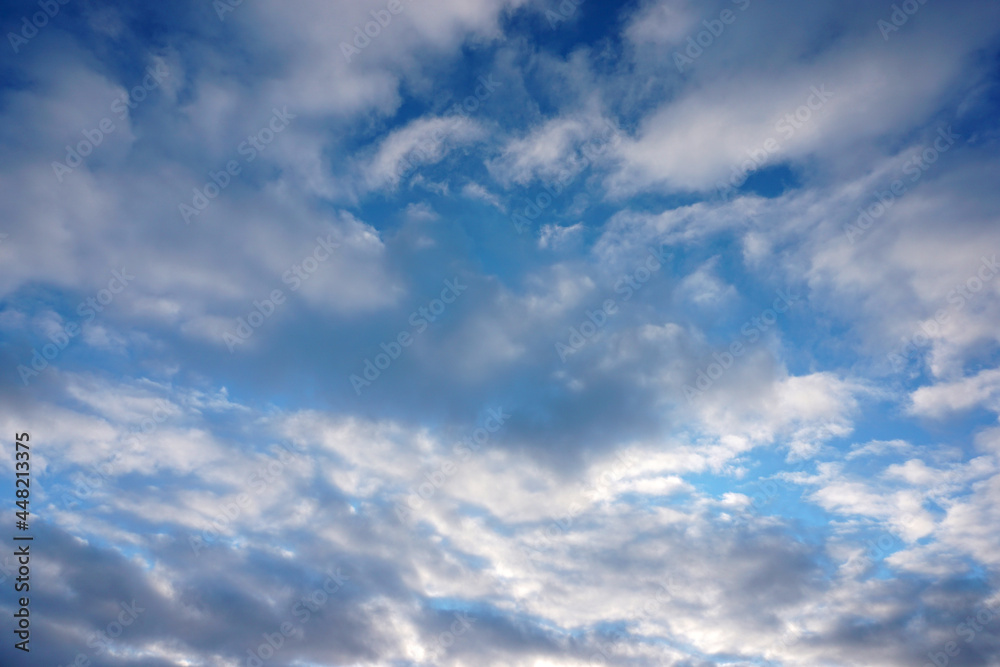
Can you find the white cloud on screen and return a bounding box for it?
[909,367,1000,419]
[461,181,505,211]
[363,115,486,190]
[488,113,621,187]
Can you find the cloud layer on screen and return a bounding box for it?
[2,0,1000,665]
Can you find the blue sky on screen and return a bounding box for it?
[2,0,1000,665]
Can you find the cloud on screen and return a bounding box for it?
[363,115,487,190]
[3,0,1000,665]
[909,368,1000,419]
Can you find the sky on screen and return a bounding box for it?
[1,0,1000,665]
